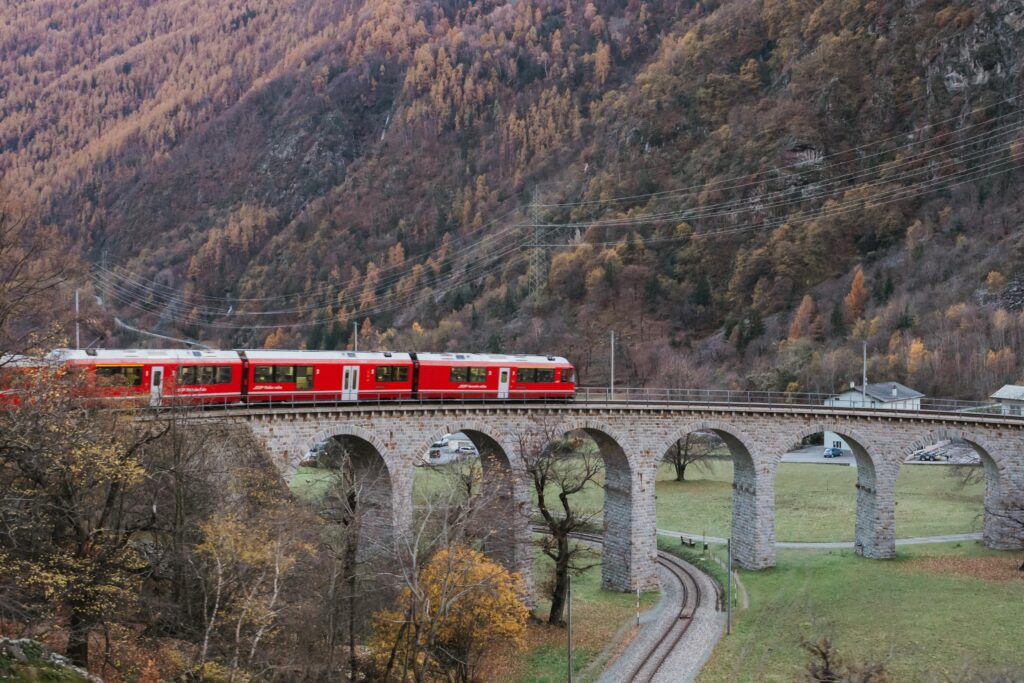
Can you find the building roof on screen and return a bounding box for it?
[857,381,924,402]
[832,381,924,402]
[990,384,1024,401]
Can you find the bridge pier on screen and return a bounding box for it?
[982,450,1024,550]
[474,442,534,602]
[854,459,897,559]
[730,457,777,570]
[233,406,1024,595]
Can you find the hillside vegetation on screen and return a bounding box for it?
[2,0,1024,398]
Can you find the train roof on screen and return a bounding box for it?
[414,352,570,365]
[240,350,413,361]
[50,348,241,362]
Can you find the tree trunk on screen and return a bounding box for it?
[547,534,570,625]
[67,608,89,668]
[674,461,686,481]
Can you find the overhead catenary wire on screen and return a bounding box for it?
[99,147,1022,330]
[97,93,1023,309]
[93,229,536,320]
[97,97,1023,332]
[533,92,1023,210]
[521,118,1024,229]
[97,117,1023,321]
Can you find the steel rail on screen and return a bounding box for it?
[532,527,716,683]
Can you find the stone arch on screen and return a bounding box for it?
[305,427,405,560]
[415,423,533,598]
[792,422,892,559]
[656,419,776,570]
[906,429,1019,550]
[547,418,655,592]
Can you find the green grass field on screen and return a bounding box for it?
[294,459,986,542]
[292,462,1016,681]
[497,545,658,683]
[654,459,985,541]
[695,542,1024,682]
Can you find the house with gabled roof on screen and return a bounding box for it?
[822,381,924,453]
[990,384,1024,416]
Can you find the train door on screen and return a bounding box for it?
[342,365,359,401]
[497,367,510,399]
[150,366,164,407]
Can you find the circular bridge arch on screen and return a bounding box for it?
[654,419,774,570]
[906,428,1018,549]
[416,423,533,596]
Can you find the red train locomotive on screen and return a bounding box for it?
[2,348,576,406]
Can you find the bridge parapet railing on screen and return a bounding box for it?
[119,386,1009,418]
[570,387,1004,416]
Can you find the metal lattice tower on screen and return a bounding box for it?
[528,193,546,301]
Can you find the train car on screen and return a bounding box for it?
[242,350,414,403]
[414,353,576,400]
[53,348,245,406]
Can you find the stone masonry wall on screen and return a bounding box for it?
[236,405,1024,596]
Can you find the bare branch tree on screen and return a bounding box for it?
[516,423,602,626]
[801,636,887,682]
[664,431,719,481]
[0,190,74,359]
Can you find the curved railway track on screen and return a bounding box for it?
[533,527,718,683]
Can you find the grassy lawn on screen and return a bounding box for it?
[297,459,985,543]
[655,459,985,542]
[697,542,1024,682]
[290,466,335,502]
[483,544,658,683]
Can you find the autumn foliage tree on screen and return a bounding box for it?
[789,294,817,341]
[371,545,528,683]
[0,367,168,668]
[844,268,867,323]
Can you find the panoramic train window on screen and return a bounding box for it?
[450,367,469,382]
[535,369,555,383]
[275,366,295,383]
[178,365,234,385]
[197,366,215,385]
[295,366,313,390]
[468,367,487,383]
[254,366,274,383]
[516,368,535,383]
[96,365,143,387]
[376,366,409,382]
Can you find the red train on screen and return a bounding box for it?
[2,348,576,406]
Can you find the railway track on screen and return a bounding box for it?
[533,527,717,683]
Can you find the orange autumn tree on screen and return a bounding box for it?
[372,545,527,683]
[844,268,867,323]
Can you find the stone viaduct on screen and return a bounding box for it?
[203,400,1024,594]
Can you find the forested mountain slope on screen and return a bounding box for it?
[2,0,1023,398]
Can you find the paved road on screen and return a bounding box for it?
[782,444,857,465]
[657,529,983,549]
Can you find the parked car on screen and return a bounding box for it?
[917,452,945,461]
[823,447,843,458]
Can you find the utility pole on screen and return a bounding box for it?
[726,538,732,635]
[610,330,615,394]
[354,321,359,352]
[74,289,80,350]
[566,573,573,683]
[862,341,867,407]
